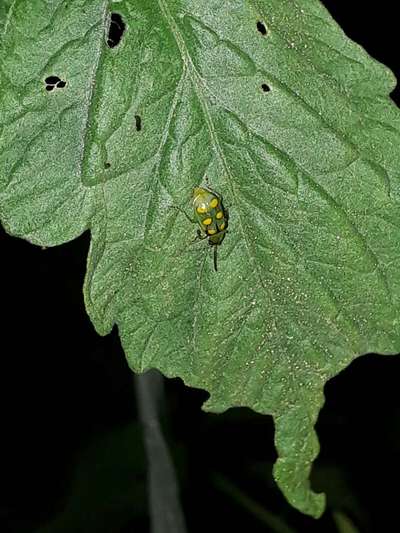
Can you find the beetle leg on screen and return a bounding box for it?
[190,230,208,244]
[169,205,196,224]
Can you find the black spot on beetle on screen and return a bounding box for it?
[44,75,67,92]
[257,21,267,36]
[261,83,270,92]
[134,115,142,132]
[104,162,111,169]
[107,13,125,48]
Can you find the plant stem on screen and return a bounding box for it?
[134,370,187,533]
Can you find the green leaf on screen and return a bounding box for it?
[1,0,400,518]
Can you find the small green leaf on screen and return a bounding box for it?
[1,0,400,517]
[333,511,360,533]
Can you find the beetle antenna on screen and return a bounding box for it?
[213,245,218,272]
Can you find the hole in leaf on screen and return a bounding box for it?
[45,76,61,84]
[107,12,125,48]
[44,75,67,92]
[134,115,142,131]
[261,83,270,92]
[256,21,267,36]
[104,162,111,169]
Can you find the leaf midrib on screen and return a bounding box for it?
[157,0,267,293]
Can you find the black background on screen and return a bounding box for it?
[1,2,400,532]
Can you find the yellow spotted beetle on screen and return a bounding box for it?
[191,185,229,271]
[172,183,229,271]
